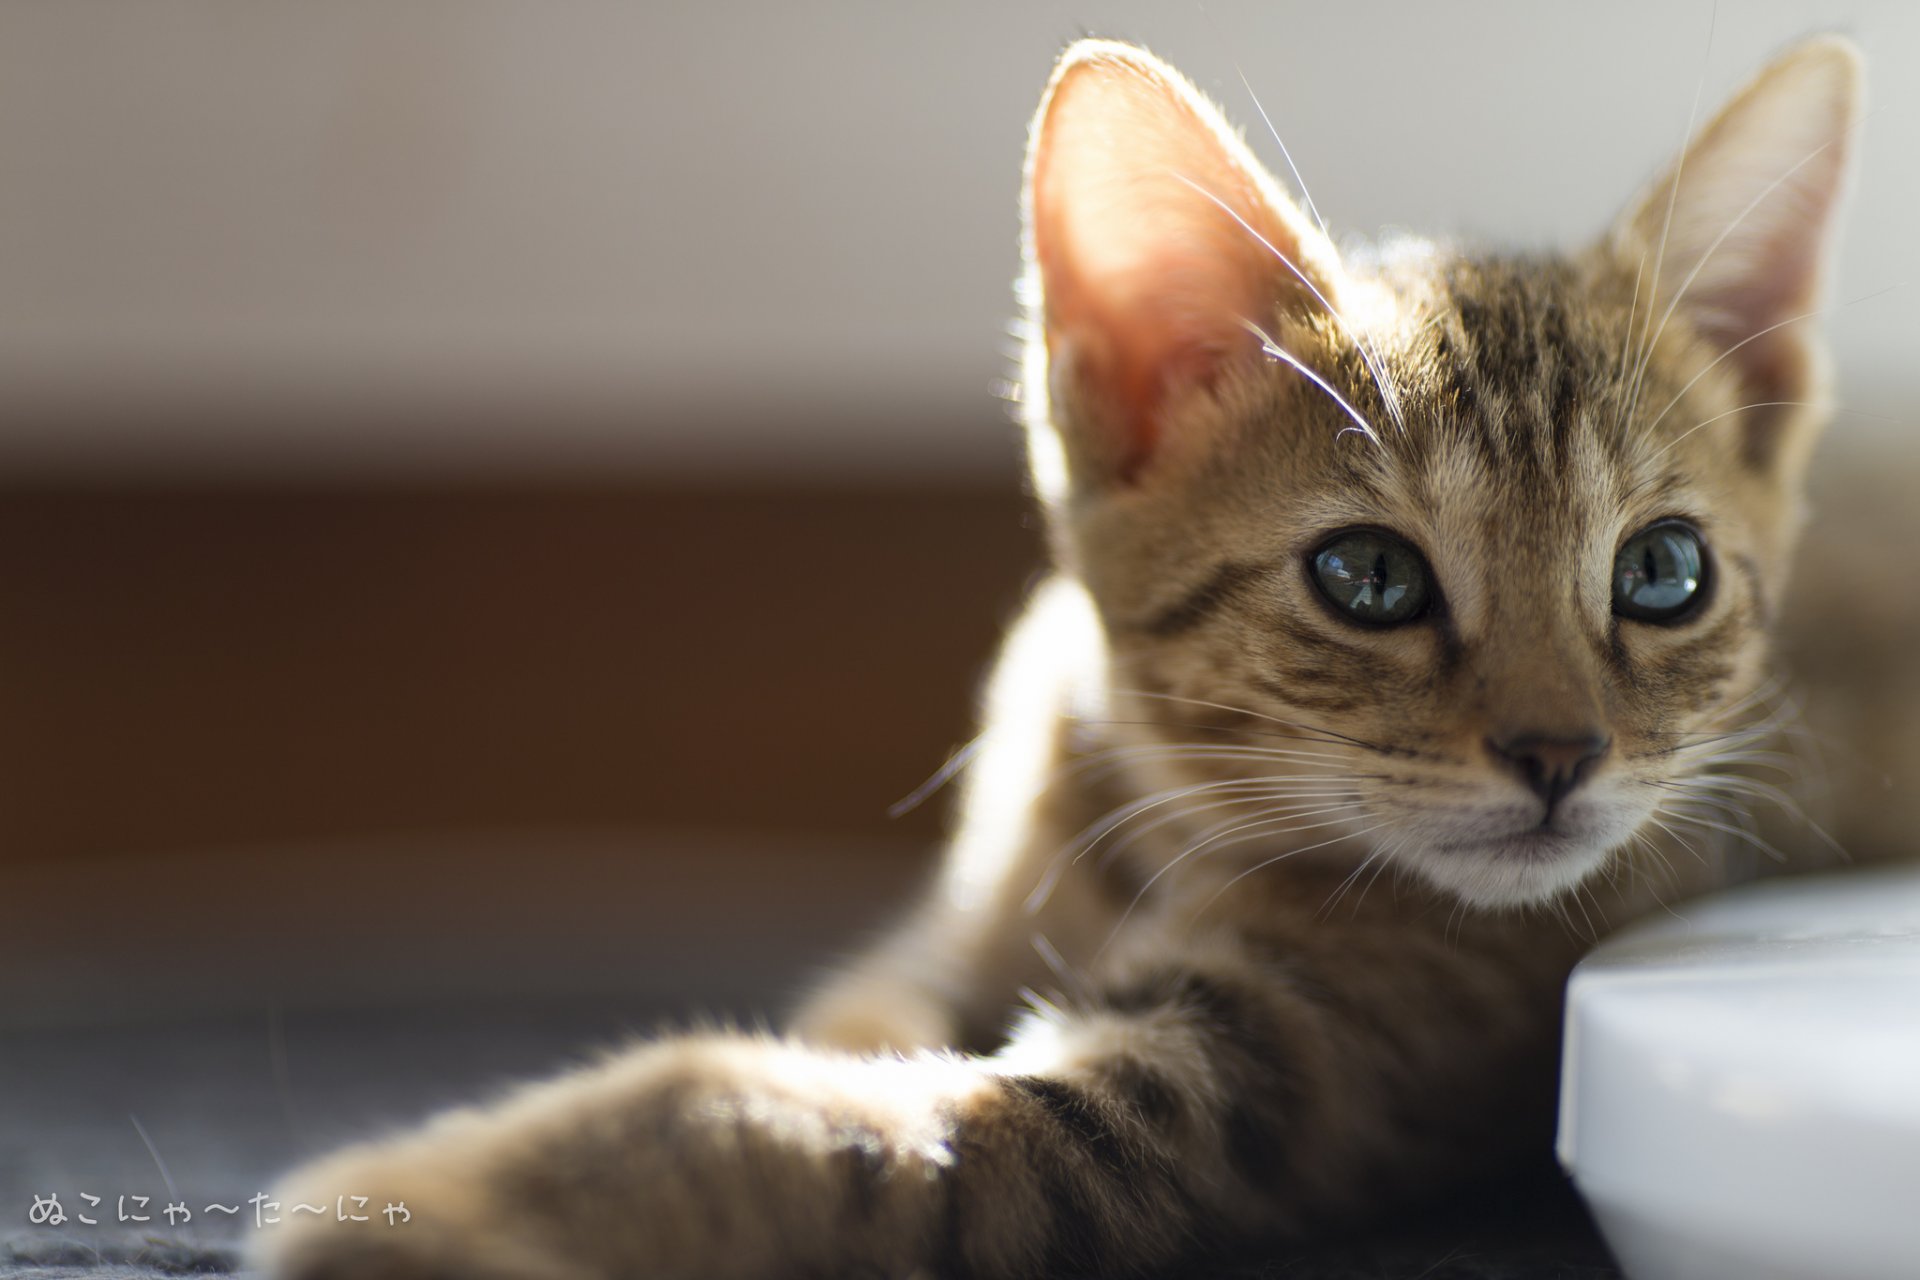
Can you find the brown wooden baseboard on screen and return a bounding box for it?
[0,480,1040,868]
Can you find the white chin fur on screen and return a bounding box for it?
[1401,836,1618,909]
[1392,799,1650,909]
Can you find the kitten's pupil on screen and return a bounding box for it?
[1311,530,1430,626]
[1612,522,1707,623]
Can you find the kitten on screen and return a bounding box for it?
[261,35,1862,1280]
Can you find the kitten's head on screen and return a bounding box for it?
[1019,38,1861,907]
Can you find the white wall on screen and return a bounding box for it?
[0,1,1912,475]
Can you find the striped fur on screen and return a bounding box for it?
[259,37,1864,1280]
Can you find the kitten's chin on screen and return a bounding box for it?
[1395,805,1646,909]
[1406,830,1617,908]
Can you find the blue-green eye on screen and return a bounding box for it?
[1310,529,1432,626]
[1613,522,1708,622]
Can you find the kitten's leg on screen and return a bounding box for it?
[259,925,1566,1280]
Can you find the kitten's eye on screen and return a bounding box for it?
[1613,521,1708,623]
[1310,529,1431,626]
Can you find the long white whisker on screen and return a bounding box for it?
[1215,52,1411,437]
[1170,172,1405,433]
[1097,792,1368,871]
[1651,400,1803,456]
[1068,775,1347,864]
[1118,797,1371,891]
[1229,63,1330,239]
[1626,3,1718,425]
[1662,806,1788,864]
[1193,819,1394,919]
[1036,774,1364,915]
[1097,809,1380,954]
[1245,322,1383,445]
[1635,132,1845,403]
[1641,286,1901,437]
[1107,687,1395,756]
[1616,252,1647,394]
[1653,400,1898,457]
[1318,845,1388,919]
[1078,715,1368,754]
[1065,750,1355,788]
[1350,839,1400,915]
[1073,742,1357,770]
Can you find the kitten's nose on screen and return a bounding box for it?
[1487,732,1610,814]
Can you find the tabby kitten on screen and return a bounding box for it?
[262,35,1861,1280]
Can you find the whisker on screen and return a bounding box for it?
[1664,772,1849,861]
[130,1113,193,1244]
[1095,792,1369,872]
[1193,3,1410,433]
[1654,400,1900,457]
[1644,807,1719,869]
[1063,749,1350,789]
[1641,285,1902,438]
[1029,774,1366,914]
[1119,798,1372,896]
[1624,3,1718,427]
[1071,741,1357,770]
[1661,805,1789,864]
[888,735,984,818]
[1075,716,1371,755]
[1245,321,1383,446]
[1634,117,1863,409]
[1169,172,1405,434]
[1191,819,1394,921]
[1318,844,1388,919]
[1106,688,1401,756]
[1565,880,1600,943]
[1096,810,1381,954]
[1226,57,1329,239]
[1616,252,1647,391]
[1350,838,1400,915]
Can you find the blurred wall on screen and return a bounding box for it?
[1,1,1914,476]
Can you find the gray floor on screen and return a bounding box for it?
[2,999,659,1275]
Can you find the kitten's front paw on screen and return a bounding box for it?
[253,1125,591,1280]
[256,1036,956,1280]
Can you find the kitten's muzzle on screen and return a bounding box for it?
[1486,732,1611,820]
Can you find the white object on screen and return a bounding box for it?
[1557,865,1920,1280]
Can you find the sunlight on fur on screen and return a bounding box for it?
[260,32,1869,1280]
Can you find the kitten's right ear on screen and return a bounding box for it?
[1609,36,1862,475]
[1022,40,1341,487]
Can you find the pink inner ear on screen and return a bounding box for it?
[1039,232,1251,478]
[1670,166,1837,416]
[1617,38,1859,431]
[1027,47,1329,482]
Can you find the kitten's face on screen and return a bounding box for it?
[1023,40,1859,907]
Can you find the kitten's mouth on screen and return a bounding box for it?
[1388,794,1648,906]
[1405,820,1621,907]
[1436,827,1591,861]
[1494,827,1591,857]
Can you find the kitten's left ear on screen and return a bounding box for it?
[1611,36,1862,472]
[1022,40,1346,489]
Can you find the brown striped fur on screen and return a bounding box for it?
[259,36,1868,1280]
